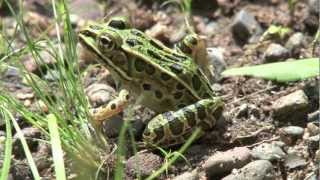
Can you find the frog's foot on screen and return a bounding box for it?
[90,89,130,125]
[142,97,223,147]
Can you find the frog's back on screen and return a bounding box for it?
[114,28,217,101]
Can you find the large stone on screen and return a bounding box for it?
[203,147,252,177]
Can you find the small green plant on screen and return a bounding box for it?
[260,25,291,41]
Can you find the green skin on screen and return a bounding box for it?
[78,17,224,147]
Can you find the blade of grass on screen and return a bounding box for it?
[146,127,202,180]
[222,58,319,82]
[47,114,66,180]
[10,110,41,180]
[0,107,13,180]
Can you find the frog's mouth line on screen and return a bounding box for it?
[78,34,132,82]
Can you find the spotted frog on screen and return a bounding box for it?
[78,17,224,147]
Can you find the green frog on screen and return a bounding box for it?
[78,17,224,147]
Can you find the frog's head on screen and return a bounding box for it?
[78,17,133,81]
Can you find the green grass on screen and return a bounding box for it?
[0,0,201,179]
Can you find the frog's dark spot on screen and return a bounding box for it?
[172,53,187,61]
[173,92,183,99]
[203,93,210,98]
[199,121,211,131]
[125,94,130,100]
[111,52,127,66]
[126,39,143,47]
[176,83,185,90]
[195,103,206,120]
[154,90,163,99]
[142,83,151,90]
[108,20,126,29]
[131,30,143,37]
[178,42,192,54]
[145,64,156,75]
[153,127,164,142]
[134,58,146,72]
[183,108,196,126]
[177,104,186,109]
[147,49,162,60]
[169,118,184,135]
[160,73,171,81]
[110,103,116,110]
[212,106,223,120]
[89,25,102,30]
[187,36,198,45]
[192,75,201,90]
[164,54,183,62]
[169,64,183,74]
[149,40,164,50]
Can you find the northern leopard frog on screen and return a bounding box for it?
[78,17,224,147]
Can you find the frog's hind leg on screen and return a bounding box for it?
[142,97,223,147]
[90,89,130,125]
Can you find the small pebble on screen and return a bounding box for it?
[222,160,275,180]
[207,47,226,81]
[279,126,304,144]
[264,43,290,62]
[284,151,307,169]
[285,32,304,54]
[251,143,286,161]
[126,152,162,179]
[231,10,262,43]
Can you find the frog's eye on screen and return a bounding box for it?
[107,17,130,29]
[98,35,115,52]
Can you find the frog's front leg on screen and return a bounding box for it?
[90,89,130,125]
[142,97,223,147]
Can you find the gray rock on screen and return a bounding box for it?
[4,66,20,77]
[279,126,304,145]
[203,147,252,177]
[309,0,320,14]
[44,69,60,81]
[85,83,115,107]
[306,122,320,136]
[284,151,307,169]
[280,126,304,136]
[272,90,309,123]
[231,10,263,43]
[222,160,275,180]
[285,32,304,52]
[206,47,227,81]
[264,43,290,62]
[126,152,162,179]
[251,143,286,161]
[172,169,200,180]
